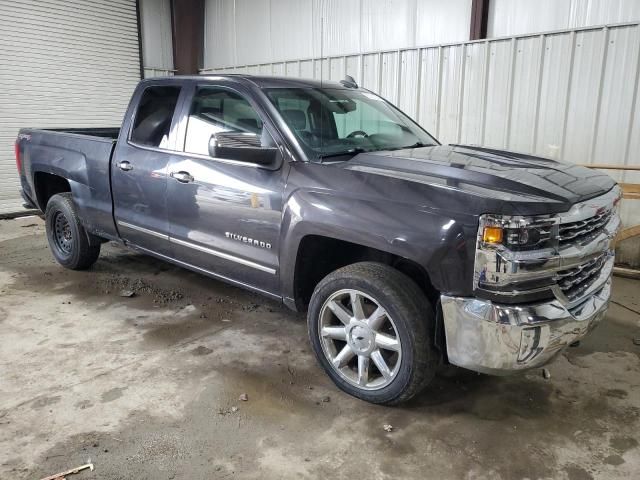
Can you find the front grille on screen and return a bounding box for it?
[555,254,606,303]
[558,209,613,245]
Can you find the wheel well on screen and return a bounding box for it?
[34,172,71,210]
[293,235,439,310]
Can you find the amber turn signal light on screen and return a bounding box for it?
[483,226,503,244]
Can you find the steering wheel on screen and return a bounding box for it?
[346,130,369,138]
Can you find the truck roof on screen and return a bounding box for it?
[140,74,355,90]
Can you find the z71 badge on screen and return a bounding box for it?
[225,232,272,249]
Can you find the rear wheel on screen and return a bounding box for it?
[45,193,100,270]
[308,262,438,405]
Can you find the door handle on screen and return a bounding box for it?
[170,171,194,183]
[119,161,133,171]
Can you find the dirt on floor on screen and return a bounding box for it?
[0,216,639,480]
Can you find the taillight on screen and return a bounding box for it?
[15,141,22,174]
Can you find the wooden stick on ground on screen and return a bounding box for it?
[39,463,94,480]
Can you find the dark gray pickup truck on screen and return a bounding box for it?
[16,75,621,404]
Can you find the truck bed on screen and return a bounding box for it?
[18,126,121,240]
[36,127,120,140]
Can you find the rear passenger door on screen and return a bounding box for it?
[166,81,288,295]
[112,83,185,256]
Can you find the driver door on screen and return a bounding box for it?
[166,82,287,295]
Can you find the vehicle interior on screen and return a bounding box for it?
[266,87,436,158]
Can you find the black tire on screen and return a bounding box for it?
[45,193,100,270]
[307,262,439,405]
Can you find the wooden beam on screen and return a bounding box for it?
[576,163,640,171]
[620,183,640,200]
[171,0,204,75]
[615,225,640,244]
[613,266,640,280]
[470,0,489,41]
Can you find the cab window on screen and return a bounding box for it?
[130,86,181,148]
[184,87,274,156]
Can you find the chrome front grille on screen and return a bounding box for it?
[474,186,621,307]
[558,209,613,245]
[555,253,607,303]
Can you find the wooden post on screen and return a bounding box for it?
[470,0,489,41]
[171,0,205,75]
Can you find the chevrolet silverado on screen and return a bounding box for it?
[15,75,621,404]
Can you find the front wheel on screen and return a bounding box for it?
[307,262,439,405]
[45,193,100,270]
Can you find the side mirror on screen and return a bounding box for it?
[208,133,277,165]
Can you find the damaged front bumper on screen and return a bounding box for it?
[440,260,612,375]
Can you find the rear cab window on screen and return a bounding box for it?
[130,86,181,149]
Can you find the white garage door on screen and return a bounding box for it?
[0,0,141,214]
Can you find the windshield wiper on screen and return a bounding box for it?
[317,147,368,161]
[387,141,434,151]
[317,142,433,161]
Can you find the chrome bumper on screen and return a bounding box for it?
[441,264,612,375]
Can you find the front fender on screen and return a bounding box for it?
[278,189,477,302]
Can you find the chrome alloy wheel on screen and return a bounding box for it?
[318,289,402,390]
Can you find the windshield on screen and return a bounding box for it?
[265,87,437,160]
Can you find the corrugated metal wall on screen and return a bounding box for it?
[0,0,141,215]
[203,0,472,69]
[139,0,175,77]
[488,0,640,37]
[205,22,640,237]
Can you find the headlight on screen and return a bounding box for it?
[475,188,620,304]
[613,190,622,215]
[479,215,557,251]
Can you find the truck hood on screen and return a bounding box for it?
[339,144,616,215]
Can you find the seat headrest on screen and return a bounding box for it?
[237,118,259,132]
[282,109,306,130]
[134,106,171,146]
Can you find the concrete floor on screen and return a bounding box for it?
[1,217,639,480]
